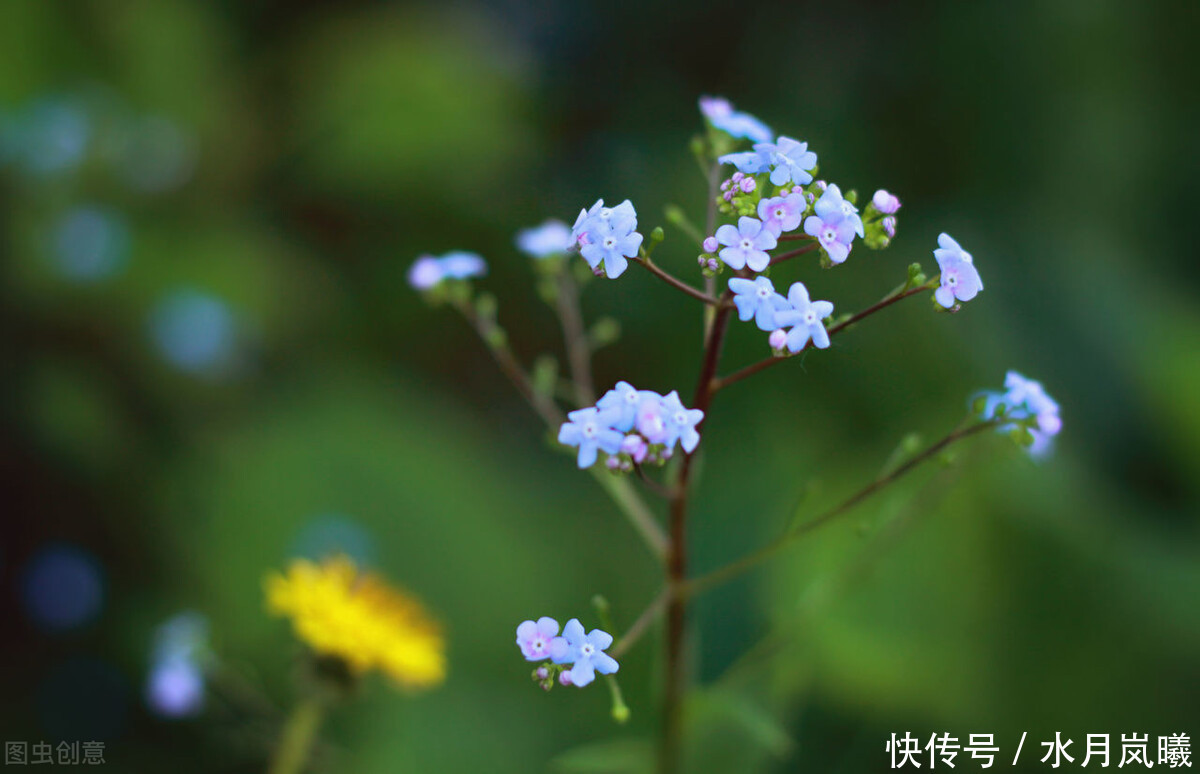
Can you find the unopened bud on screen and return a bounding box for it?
[769,328,788,350]
[872,189,901,214]
[702,236,719,253]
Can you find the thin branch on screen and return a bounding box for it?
[711,282,934,392]
[633,463,673,499]
[769,242,817,266]
[453,299,564,428]
[634,257,725,306]
[555,270,596,405]
[611,588,669,659]
[678,419,998,599]
[454,299,669,560]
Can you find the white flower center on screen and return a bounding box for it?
[947,273,958,286]
[740,239,752,249]
[674,411,688,426]
[603,236,616,248]
[823,228,836,243]
[599,208,612,219]
[533,638,545,651]
[581,644,595,657]
[583,422,597,438]
[756,287,770,299]
[624,391,639,404]
[803,310,817,325]
[775,208,786,218]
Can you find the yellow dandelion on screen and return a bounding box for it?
[265,555,446,690]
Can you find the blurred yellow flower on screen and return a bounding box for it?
[265,555,445,690]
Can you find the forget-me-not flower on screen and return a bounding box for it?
[774,282,834,353]
[558,407,624,468]
[573,199,642,279]
[407,251,488,290]
[658,391,704,453]
[516,220,573,259]
[557,618,619,688]
[933,233,983,308]
[715,216,777,272]
[699,96,773,143]
[729,276,790,331]
[720,136,817,187]
[757,192,806,237]
[803,184,857,265]
[979,371,1061,456]
[516,617,569,662]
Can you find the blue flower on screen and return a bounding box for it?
[659,391,704,454]
[729,276,790,331]
[558,618,619,688]
[407,251,488,290]
[558,407,625,468]
[516,617,568,662]
[597,381,653,433]
[933,233,983,308]
[980,371,1061,456]
[146,612,209,718]
[757,192,806,237]
[699,96,773,143]
[715,216,777,272]
[439,251,487,279]
[774,282,834,353]
[802,184,857,265]
[516,220,573,259]
[573,199,642,279]
[719,136,817,187]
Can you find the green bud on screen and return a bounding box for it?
[531,355,558,398]
[485,326,508,350]
[475,291,498,319]
[612,704,631,724]
[590,317,621,349]
[970,395,989,415]
[844,189,858,205]
[901,432,923,454]
[646,226,665,255]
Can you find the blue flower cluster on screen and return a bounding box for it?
[516,616,618,689]
[558,382,704,470]
[978,371,1062,456]
[571,199,644,279]
[407,251,487,290]
[729,277,835,353]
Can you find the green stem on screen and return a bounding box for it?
[267,696,324,774]
[679,419,997,599]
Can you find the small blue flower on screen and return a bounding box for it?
[715,216,777,272]
[580,217,643,279]
[699,96,773,143]
[756,192,806,237]
[774,282,834,353]
[573,199,642,279]
[980,371,1061,456]
[439,251,487,280]
[932,233,983,308]
[407,251,488,290]
[719,136,817,187]
[516,617,568,662]
[729,276,790,331]
[803,184,857,265]
[516,220,573,259]
[558,407,625,468]
[597,381,654,433]
[659,391,704,454]
[558,618,619,688]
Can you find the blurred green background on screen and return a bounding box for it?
[2,0,1197,771]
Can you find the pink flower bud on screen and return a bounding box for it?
[882,216,896,238]
[769,329,788,350]
[535,666,550,680]
[559,670,573,686]
[739,177,756,193]
[731,172,744,183]
[702,236,719,253]
[707,258,720,271]
[872,189,901,214]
